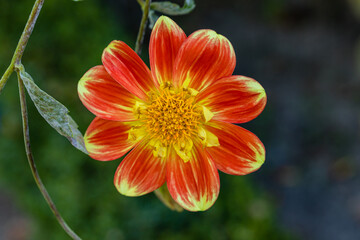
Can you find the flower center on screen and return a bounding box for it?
[130,82,219,161]
[144,83,201,146]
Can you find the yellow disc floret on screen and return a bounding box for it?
[130,82,219,162]
[145,86,200,145]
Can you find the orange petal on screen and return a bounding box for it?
[78,65,137,121]
[173,30,236,92]
[114,142,166,196]
[102,41,155,100]
[84,117,137,161]
[166,144,220,211]
[149,16,186,86]
[197,75,266,123]
[206,121,265,175]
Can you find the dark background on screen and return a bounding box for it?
[0,0,359,239]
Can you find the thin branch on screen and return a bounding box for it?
[2,1,81,237]
[0,0,44,94]
[134,0,152,55]
[0,65,15,93]
[17,71,82,240]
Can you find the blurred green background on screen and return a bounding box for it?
[1,0,359,239]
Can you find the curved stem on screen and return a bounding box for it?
[0,0,44,94]
[17,72,82,240]
[1,0,80,237]
[134,0,151,55]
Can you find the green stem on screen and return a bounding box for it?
[2,0,81,238]
[17,71,82,240]
[0,0,44,94]
[134,0,152,55]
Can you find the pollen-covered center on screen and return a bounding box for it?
[131,83,219,161]
[144,86,201,145]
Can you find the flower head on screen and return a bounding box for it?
[78,16,266,211]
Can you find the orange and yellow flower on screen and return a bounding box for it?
[78,16,267,211]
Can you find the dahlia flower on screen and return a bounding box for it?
[78,16,266,211]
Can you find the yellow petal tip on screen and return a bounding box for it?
[115,180,139,197]
[155,15,176,30]
[249,143,266,172]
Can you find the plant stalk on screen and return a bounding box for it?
[0,0,44,94]
[5,0,81,238]
[135,0,152,55]
[17,72,82,240]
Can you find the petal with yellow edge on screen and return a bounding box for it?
[78,65,137,121]
[197,75,267,123]
[206,121,265,175]
[149,16,186,86]
[173,30,236,92]
[102,40,155,100]
[167,144,220,211]
[84,117,141,161]
[114,141,166,197]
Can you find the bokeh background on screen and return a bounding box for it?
[1,0,360,239]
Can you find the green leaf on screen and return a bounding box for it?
[18,65,88,154]
[150,0,195,16]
